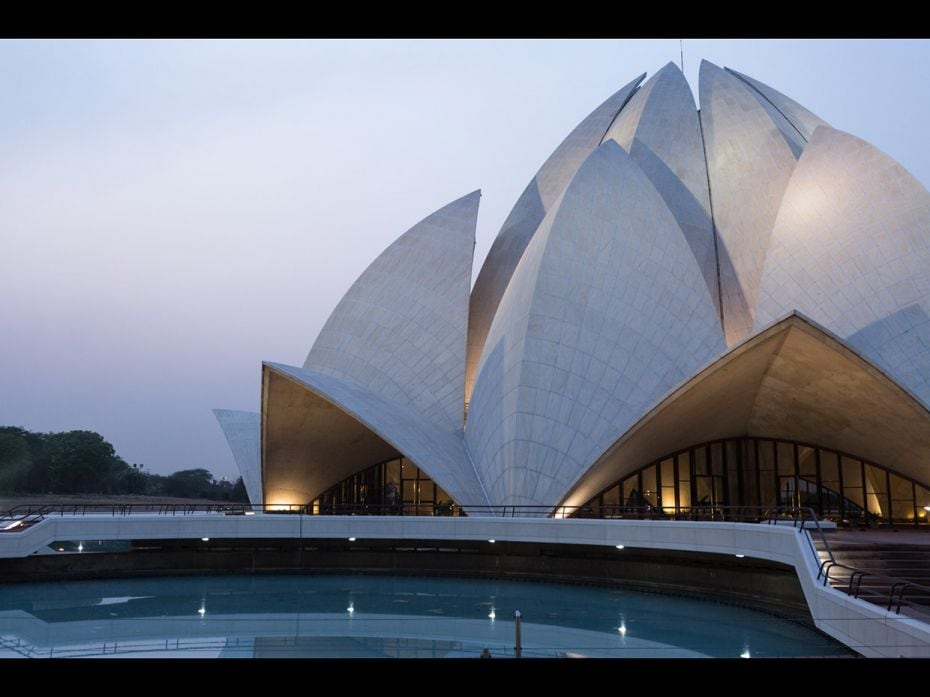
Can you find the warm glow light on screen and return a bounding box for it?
[735,554,745,558]
[616,544,625,550]
[924,505,930,512]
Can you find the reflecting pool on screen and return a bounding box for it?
[0,575,851,658]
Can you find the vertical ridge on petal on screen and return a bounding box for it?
[699,60,801,345]
[603,61,720,320]
[727,68,829,143]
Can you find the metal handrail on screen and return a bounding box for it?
[1,501,805,521]
[794,505,930,618]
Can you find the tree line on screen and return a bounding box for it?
[0,426,247,501]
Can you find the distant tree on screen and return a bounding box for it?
[42,430,131,494]
[0,425,247,501]
[163,468,215,498]
[0,427,34,493]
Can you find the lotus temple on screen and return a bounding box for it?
[3,60,930,658]
[218,60,930,526]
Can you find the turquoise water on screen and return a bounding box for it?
[0,575,850,658]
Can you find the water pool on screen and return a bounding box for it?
[0,574,850,658]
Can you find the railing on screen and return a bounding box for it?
[0,502,807,522]
[0,502,303,526]
[801,506,930,620]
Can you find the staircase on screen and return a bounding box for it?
[813,531,930,623]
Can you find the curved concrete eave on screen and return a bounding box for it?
[263,362,491,510]
[560,312,930,509]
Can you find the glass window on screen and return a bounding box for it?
[694,446,707,476]
[661,487,677,513]
[841,457,865,516]
[385,459,401,485]
[728,473,740,509]
[758,441,776,506]
[641,465,657,507]
[661,459,674,487]
[726,440,740,474]
[677,453,691,482]
[696,477,713,507]
[798,446,816,476]
[890,474,915,524]
[820,450,840,501]
[917,486,930,525]
[678,470,691,511]
[841,457,861,489]
[710,443,724,476]
[777,442,795,476]
[402,479,417,503]
[603,485,620,514]
[864,465,888,519]
[623,477,638,507]
[572,438,930,527]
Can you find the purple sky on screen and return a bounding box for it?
[2,39,928,480]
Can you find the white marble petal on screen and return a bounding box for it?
[755,126,930,408]
[699,60,803,345]
[602,62,719,321]
[306,191,479,432]
[466,140,725,507]
[212,409,262,505]
[465,74,645,405]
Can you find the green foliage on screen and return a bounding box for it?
[0,426,247,501]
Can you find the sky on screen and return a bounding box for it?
[2,38,929,480]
